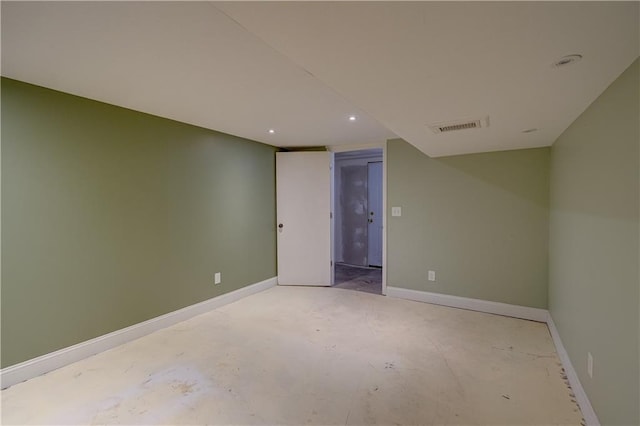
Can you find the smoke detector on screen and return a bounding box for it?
[428,116,490,134]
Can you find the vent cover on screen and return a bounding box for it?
[428,116,489,134]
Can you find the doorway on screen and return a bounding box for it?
[332,149,383,295]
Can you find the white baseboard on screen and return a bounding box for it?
[0,277,277,390]
[546,314,600,426]
[386,286,548,322]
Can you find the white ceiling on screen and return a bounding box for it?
[2,2,638,157]
[1,2,395,148]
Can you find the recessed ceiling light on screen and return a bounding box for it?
[553,54,583,68]
[522,128,538,133]
[348,115,357,121]
[268,129,275,134]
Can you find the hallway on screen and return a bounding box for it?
[333,263,382,295]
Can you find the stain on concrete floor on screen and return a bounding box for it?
[334,263,382,295]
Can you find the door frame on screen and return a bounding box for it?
[329,142,387,295]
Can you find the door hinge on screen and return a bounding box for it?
[330,212,333,219]
[331,261,333,266]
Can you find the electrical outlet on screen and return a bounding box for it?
[391,206,402,217]
[214,272,221,285]
[587,352,593,378]
[428,270,436,281]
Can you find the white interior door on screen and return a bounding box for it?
[276,152,332,286]
[367,161,383,267]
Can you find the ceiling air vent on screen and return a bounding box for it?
[428,116,489,134]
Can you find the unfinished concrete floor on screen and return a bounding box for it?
[1,286,583,425]
[333,263,382,295]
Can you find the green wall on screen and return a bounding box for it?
[387,140,549,308]
[1,78,278,368]
[549,59,639,425]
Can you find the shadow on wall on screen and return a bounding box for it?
[435,148,550,210]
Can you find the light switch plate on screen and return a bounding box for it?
[392,207,402,217]
[214,272,221,285]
